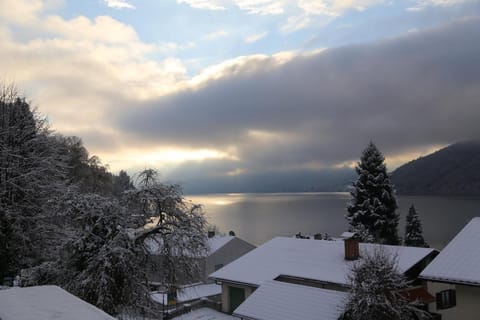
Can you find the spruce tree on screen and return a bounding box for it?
[404,205,428,247]
[346,142,400,245]
[340,249,428,320]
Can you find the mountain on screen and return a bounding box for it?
[391,141,480,196]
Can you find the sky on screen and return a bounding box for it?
[1,0,480,192]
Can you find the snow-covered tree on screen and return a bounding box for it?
[124,169,208,287]
[404,205,428,247]
[350,224,375,243]
[52,190,152,315]
[112,170,134,198]
[63,136,113,196]
[0,84,67,279]
[340,249,428,320]
[346,142,400,245]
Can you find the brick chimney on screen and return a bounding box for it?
[344,235,359,261]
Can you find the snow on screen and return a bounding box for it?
[420,217,480,285]
[0,285,116,320]
[233,280,347,320]
[172,308,236,320]
[340,232,356,239]
[151,283,221,304]
[207,236,234,254]
[210,237,435,287]
[145,235,234,257]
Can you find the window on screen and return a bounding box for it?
[214,263,224,271]
[436,289,456,310]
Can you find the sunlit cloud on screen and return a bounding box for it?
[385,144,447,170]
[245,31,268,43]
[282,14,312,33]
[298,0,384,17]
[0,0,45,25]
[234,0,286,15]
[177,0,226,10]
[102,147,239,173]
[206,30,229,40]
[104,0,135,10]
[188,51,297,86]
[407,0,476,11]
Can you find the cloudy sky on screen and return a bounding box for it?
[2,0,480,192]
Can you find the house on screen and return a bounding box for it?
[147,232,256,285]
[233,280,348,320]
[151,282,222,305]
[420,217,480,320]
[0,285,116,320]
[205,232,256,281]
[209,236,438,319]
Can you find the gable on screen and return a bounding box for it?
[420,217,480,286]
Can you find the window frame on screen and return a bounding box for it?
[436,289,456,310]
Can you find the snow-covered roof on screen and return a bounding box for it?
[210,237,435,287]
[208,235,235,254]
[233,280,347,320]
[145,235,234,257]
[151,283,221,304]
[172,307,237,320]
[340,232,356,239]
[0,285,116,320]
[420,217,480,286]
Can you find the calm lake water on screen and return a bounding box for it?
[187,193,480,249]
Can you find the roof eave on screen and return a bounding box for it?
[208,277,260,288]
[419,275,480,287]
[232,312,257,320]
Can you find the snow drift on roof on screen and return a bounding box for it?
[0,285,116,320]
[145,235,234,257]
[233,280,347,320]
[420,217,480,285]
[207,235,234,254]
[172,307,236,320]
[210,237,435,286]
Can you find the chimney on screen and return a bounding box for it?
[208,230,215,238]
[343,234,359,261]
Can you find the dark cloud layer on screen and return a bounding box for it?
[117,18,480,191]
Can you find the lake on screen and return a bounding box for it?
[187,192,480,249]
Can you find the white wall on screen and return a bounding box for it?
[456,284,480,320]
[426,282,480,320]
[426,282,457,319]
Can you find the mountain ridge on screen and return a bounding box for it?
[391,141,480,196]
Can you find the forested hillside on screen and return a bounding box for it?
[391,141,480,195]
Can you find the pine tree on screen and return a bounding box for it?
[404,205,428,247]
[346,142,400,244]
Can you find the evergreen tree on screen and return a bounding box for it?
[346,142,400,244]
[112,170,134,198]
[340,249,429,320]
[404,205,428,247]
[63,136,113,196]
